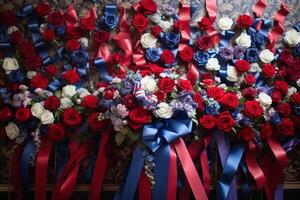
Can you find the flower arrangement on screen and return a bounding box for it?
[0,0,299,200]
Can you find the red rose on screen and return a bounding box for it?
[199,115,216,129]
[150,25,162,38]
[220,93,239,110]
[201,73,213,80]
[0,106,12,121]
[66,26,82,39]
[236,14,253,29]
[160,50,175,65]
[277,67,287,79]
[15,108,31,123]
[66,39,80,52]
[44,64,58,76]
[25,54,42,70]
[202,78,215,86]
[243,100,263,119]
[19,41,35,58]
[48,124,65,141]
[63,69,80,84]
[198,17,213,30]
[42,29,55,41]
[81,95,98,110]
[9,31,23,45]
[276,102,291,117]
[271,90,282,103]
[292,116,300,130]
[128,107,151,130]
[235,60,250,73]
[244,74,256,85]
[103,89,114,100]
[173,20,184,31]
[44,96,61,111]
[177,79,193,92]
[207,87,225,101]
[260,123,272,139]
[154,91,166,102]
[63,108,82,126]
[290,93,300,104]
[217,112,235,132]
[132,13,149,33]
[31,73,49,89]
[158,78,174,93]
[197,35,213,50]
[139,0,157,15]
[279,118,294,136]
[274,80,288,95]
[179,46,194,62]
[88,112,108,132]
[0,10,16,26]
[262,64,276,78]
[80,17,96,31]
[35,2,51,16]
[194,92,204,112]
[238,126,255,141]
[123,94,137,109]
[93,31,110,45]
[48,11,65,26]
[279,50,293,67]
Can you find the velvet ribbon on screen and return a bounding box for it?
[52,141,90,200]
[35,136,53,200]
[88,132,110,200]
[252,0,267,17]
[267,2,289,51]
[11,144,24,200]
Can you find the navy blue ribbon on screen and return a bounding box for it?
[55,138,69,181]
[17,4,33,18]
[21,137,36,188]
[94,58,113,82]
[294,22,300,32]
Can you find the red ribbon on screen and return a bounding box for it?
[179,0,191,42]
[89,132,110,200]
[52,141,90,200]
[11,144,24,200]
[167,144,177,200]
[85,7,97,19]
[65,5,78,27]
[245,149,266,188]
[200,135,212,194]
[266,136,289,169]
[252,0,267,17]
[204,0,220,44]
[112,32,133,67]
[35,136,53,200]
[138,170,152,200]
[267,2,289,51]
[174,138,208,200]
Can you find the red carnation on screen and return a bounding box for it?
[235,60,250,73]
[63,108,82,126]
[274,80,288,96]
[217,112,235,132]
[197,35,214,50]
[48,124,65,141]
[279,118,294,136]
[88,112,108,132]
[236,14,253,29]
[160,50,175,65]
[262,64,276,78]
[128,107,151,130]
[15,108,31,123]
[243,100,263,119]
[220,93,239,110]
[199,115,216,130]
[151,25,163,38]
[139,0,157,15]
[35,2,51,16]
[239,126,255,141]
[31,73,49,89]
[81,95,99,110]
[132,13,149,33]
[44,96,61,111]
[63,69,80,84]
[207,87,225,101]
[177,79,193,92]
[80,17,96,31]
[158,78,175,93]
[179,46,194,62]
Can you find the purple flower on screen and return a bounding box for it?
[233,46,245,59]
[220,46,234,61]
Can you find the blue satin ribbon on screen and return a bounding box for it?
[294,22,300,32]
[21,137,36,188]
[85,155,96,182]
[94,58,113,82]
[240,159,251,199]
[55,138,69,181]
[217,142,244,200]
[104,4,117,14]
[48,78,63,92]
[220,31,235,47]
[17,4,33,18]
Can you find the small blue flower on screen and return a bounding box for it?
[145,48,161,62]
[55,25,66,36]
[120,81,133,95]
[101,13,118,31]
[194,51,209,66]
[204,102,220,115]
[161,32,180,49]
[270,112,281,125]
[245,47,259,63]
[8,69,26,83]
[71,49,89,67]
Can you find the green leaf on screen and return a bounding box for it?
[126,129,141,145]
[115,132,126,146]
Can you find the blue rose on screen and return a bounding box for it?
[55,25,66,36]
[8,69,26,83]
[101,13,118,31]
[239,116,251,126]
[161,32,180,49]
[270,112,281,125]
[194,51,209,66]
[252,32,266,47]
[245,48,259,63]
[71,49,89,67]
[145,48,161,62]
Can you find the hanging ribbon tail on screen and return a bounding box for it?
[11,144,24,200]
[179,0,191,43]
[89,132,110,200]
[138,170,152,200]
[174,138,208,200]
[217,142,244,200]
[252,0,267,17]
[118,6,130,33]
[114,146,145,200]
[65,5,78,27]
[266,136,289,169]
[245,150,266,188]
[35,136,53,200]
[167,144,177,200]
[262,153,275,200]
[205,0,217,21]
[187,63,199,85]
[21,137,36,188]
[200,135,212,194]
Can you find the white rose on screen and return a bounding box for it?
[27,71,37,79]
[205,58,220,71]
[141,33,158,49]
[7,26,19,34]
[31,103,45,118]
[284,29,300,47]
[2,58,19,73]
[258,92,272,108]
[148,13,161,23]
[235,32,252,48]
[79,37,89,48]
[5,122,19,140]
[62,85,76,98]
[287,87,297,98]
[297,79,300,87]
[158,20,173,32]
[141,76,157,92]
[155,102,173,119]
[259,49,274,63]
[40,110,54,125]
[218,17,233,31]
[249,63,261,73]
[77,88,90,98]
[226,65,238,82]
[60,98,74,109]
